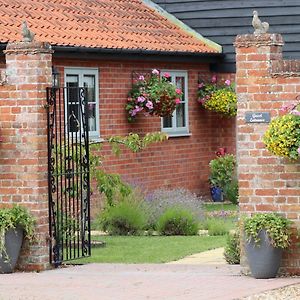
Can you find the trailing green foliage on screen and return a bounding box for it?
[0,205,35,257]
[0,205,35,240]
[224,231,240,264]
[97,200,147,235]
[157,207,199,236]
[243,213,292,249]
[108,132,168,155]
[93,170,133,207]
[90,132,167,206]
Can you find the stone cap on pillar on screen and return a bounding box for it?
[234,34,284,48]
[4,41,53,55]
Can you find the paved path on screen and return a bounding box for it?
[167,247,226,265]
[1,263,300,300]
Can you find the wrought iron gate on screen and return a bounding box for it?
[47,87,91,266]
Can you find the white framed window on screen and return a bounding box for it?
[161,70,189,136]
[64,68,100,137]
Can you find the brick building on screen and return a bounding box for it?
[1,0,300,274]
[0,0,236,198]
[0,0,235,270]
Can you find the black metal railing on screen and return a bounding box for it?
[47,87,91,266]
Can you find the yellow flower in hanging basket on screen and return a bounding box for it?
[198,76,237,117]
[263,113,300,160]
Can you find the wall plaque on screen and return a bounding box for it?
[245,112,271,123]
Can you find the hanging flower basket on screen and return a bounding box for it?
[126,69,182,122]
[197,75,237,117]
[263,100,300,160]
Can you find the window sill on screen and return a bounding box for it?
[89,137,105,143]
[165,133,192,138]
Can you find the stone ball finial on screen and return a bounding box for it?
[21,21,35,42]
[252,10,269,35]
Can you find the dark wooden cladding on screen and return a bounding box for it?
[153,0,300,72]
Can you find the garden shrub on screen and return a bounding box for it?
[224,231,240,264]
[97,199,147,235]
[209,154,236,190]
[144,188,204,229]
[203,218,230,236]
[224,180,239,204]
[157,207,199,236]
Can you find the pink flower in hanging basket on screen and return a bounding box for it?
[211,75,217,83]
[224,79,231,86]
[137,96,146,103]
[146,101,154,110]
[198,82,204,89]
[152,69,159,75]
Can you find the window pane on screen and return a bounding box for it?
[176,76,185,102]
[163,115,172,128]
[83,75,95,103]
[87,103,96,131]
[66,75,80,132]
[176,103,185,127]
[68,104,80,133]
[66,75,79,103]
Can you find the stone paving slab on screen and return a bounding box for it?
[167,247,226,265]
[0,263,300,300]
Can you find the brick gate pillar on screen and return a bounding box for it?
[1,41,53,271]
[235,33,300,274]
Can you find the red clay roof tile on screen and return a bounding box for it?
[0,0,220,54]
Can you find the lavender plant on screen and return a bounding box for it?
[143,188,204,229]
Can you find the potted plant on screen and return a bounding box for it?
[263,100,300,160]
[0,205,35,273]
[126,69,182,122]
[243,213,292,279]
[198,75,237,117]
[209,149,236,202]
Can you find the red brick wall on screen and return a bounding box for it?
[235,33,300,274]
[53,58,236,196]
[0,41,52,271]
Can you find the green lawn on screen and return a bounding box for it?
[70,235,226,264]
[202,203,238,212]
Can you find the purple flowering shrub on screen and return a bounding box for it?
[143,188,204,229]
[205,210,238,219]
[126,69,182,122]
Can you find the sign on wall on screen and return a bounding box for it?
[245,112,271,123]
